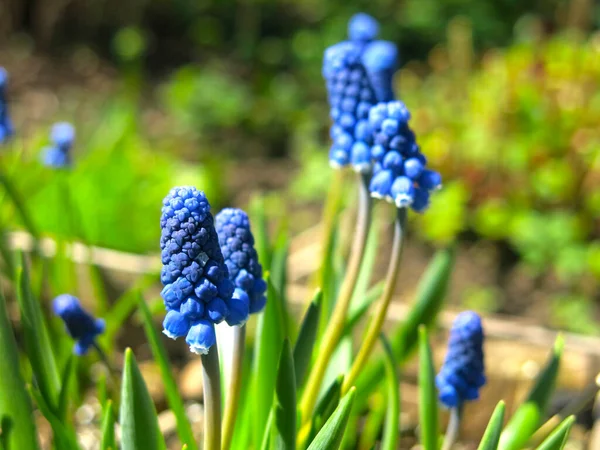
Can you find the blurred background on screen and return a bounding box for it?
[0,0,599,334]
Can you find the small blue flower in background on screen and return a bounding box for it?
[53,294,105,355]
[42,122,75,168]
[367,100,441,211]
[0,67,15,144]
[323,13,399,173]
[160,186,236,354]
[215,208,266,326]
[436,311,486,408]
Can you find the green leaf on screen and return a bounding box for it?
[0,229,15,280]
[29,386,79,450]
[342,282,383,337]
[249,195,272,269]
[0,290,40,450]
[535,416,575,450]
[306,375,344,446]
[16,255,61,411]
[137,293,197,450]
[380,335,400,450]
[0,170,39,240]
[270,339,297,450]
[271,227,291,336]
[119,348,166,450]
[293,290,321,389]
[418,326,438,450]
[306,387,356,450]
[57,355,76,422]
[477,401,506,450]
[100,400,117,450]
[251,274,286,447]
[394,246,455,362]
[499,336,564,450]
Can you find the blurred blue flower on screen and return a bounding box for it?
[0,67,15,144]
[323,15,399,173]
[216,208,266,326]
[52,294,105,355]
[367,101,441,211]
[160,186,235,354]
[436,311,486,408]
[41,122,75,168]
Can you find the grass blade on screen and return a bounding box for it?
[306,387,356,450]
[302,375,344,448]
[0,171,39,240]
[119,348,166,450]
[100,400,117,450]
[477,401,506,450]
[0,290,40,450]
[137,293,197,450]
[270,339,297,450]
[16,255,61,411]
[499,336,564,450]
[29,386,79,450]
[57,355,76,422]
[380,335,400,450]
[535,416,575,450]
[418,326,439,450]
[252,274,286,446]
[293,290,321,389]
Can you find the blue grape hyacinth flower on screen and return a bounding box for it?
[436,311,486,408]
[216,208,267,326]
[42,122,75,168]
[367,101,442,211]
[160,186,235,355]
[323,14,399,173]
[0,67,15,143]
[53,294,105,355]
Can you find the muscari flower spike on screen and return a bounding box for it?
[0,67,15,144]
[435,311,486,408]
[53,294,105,356]
[160,186,236,355]
[42,122,75,168]
[323,13,398,173]
[367,100,442,211]
[215,208,266,326]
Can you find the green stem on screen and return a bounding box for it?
[341,207,407,394]
[221,325,246,450]
[441,406,462,450]
[202,346,223,450]
[299,173,373,423]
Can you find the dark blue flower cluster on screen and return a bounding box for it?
[215,208,266,326]
[436,311,486,408]
[0,68,14,144]
[53,294,105,355]
[323,14,398,172]
[367,101,442,211]
[160,186,235,354]
[42,122,75,168]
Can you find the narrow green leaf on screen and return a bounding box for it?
[0,229,15,280]
[16,255,61,411]
[0,291,40,450]
[381,335,400,450]
[249,195,272,270]
[306,387,356,450]
[342,282,383,337]
[100,400,117,450]
[119,348,166,450]
[271,227,291,336]
[137,294,197,450]
[499,336,564,450]
[418,326,438,450]
[252,274,286,447]
[535,416,575,450]
[29,386,79,450]
[260,411,274,450]
[358,393,386,450]
[306,375,344,445]
[293,291,321,389]
[57,356,76,422]
[270,340,297,450]
[477,401,506,450]
[0,171,39,239]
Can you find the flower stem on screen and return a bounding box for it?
[202,346,223,450]
[441,406,462,450]
[299,173,373,423]
[341,207,407,394]
[221,325,246,450]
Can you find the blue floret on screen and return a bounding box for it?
[160,186,235,354]
[435,311,486,408]
[0,67,14,144]
[53,294,105,355]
